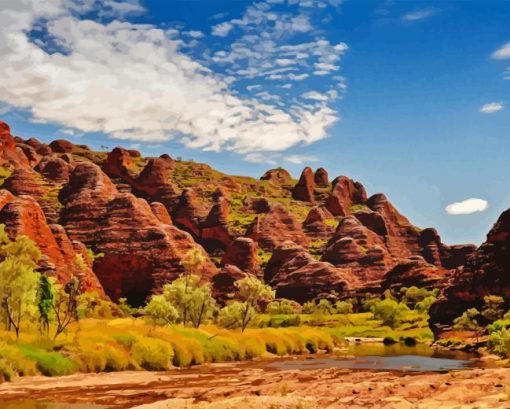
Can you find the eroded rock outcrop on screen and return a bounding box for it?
[260,168,292,185]
[222,237,259,274]
[292,167,315,203]
[172,188,205,238]
[60,162,217,305]
[0,192,103,294]
[314,167,329,187]
[247,204,309,251]
[325,176,366,216]
[265,242,357,303]
[323,216,391,282]
[302,207,335,238]
[429,208,510,332]
[201,190,232,250]
[382,256,447,291]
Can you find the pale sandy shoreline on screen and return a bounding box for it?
[0,358,510,409]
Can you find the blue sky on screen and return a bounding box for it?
[1,0,509,245]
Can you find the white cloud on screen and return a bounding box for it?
[491,42,510,60]
[401,9,437,22]
[445,198,488,215]
[285,154,318,164]
[184,30,204,39]
[211,22,233,37]
[480,102,504,114]
[0,0,340,154]
[244,152,278,165]
[302,91,329,101]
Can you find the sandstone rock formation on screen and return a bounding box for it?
[382,256,448,291]
[60,162,217,305]
[429,207,510,332]
[246,204,309,251]
[260,168,292,185]
[222,237,259,274]
[172,188,205,238]
[314,167,329,187]
[302,207,335,238]
[265,242,358,302]
[325,176,366,216]
[292,167,315,203]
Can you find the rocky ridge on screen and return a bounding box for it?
[0,120,479,306]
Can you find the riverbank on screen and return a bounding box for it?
[0,359,509,409]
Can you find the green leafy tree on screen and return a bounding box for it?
[118,297,139,317]
[144,295,179,325]
[481,295,505,322]
[266,299,299,315]
[38,275,54,335]
[370,298,410,328]
[334,300,353,314]
[0,226,41,338]
[218,275,274,332]
[453,308,482,342]
[162,274,216,328]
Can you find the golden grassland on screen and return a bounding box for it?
[0,312,433,382]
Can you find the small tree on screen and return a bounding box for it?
[371,298,410,328]
[52,277,81,339]
[266,299,299,315]
[144,295,179,325]
[163,274,216,328]
[0,226,41,339]
[453,308,482,342]
[38,275,54,335]
[218,275,274,332]
[481,295,505,322]
[334,300,353,314]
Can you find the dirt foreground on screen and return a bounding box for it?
[1,359,510,409]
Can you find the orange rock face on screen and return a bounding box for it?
[0,122,479,306]
[292,167,315,203]
[60,162,217,305]
[430,208,510,333]
[222,237,259,274]
[0,192,103,294]
[265,242,358,303]
[247,204,309,251]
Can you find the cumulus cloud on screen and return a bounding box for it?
[0,0,342,154]
[445,198,488,215]
[401,8,437,22]
[480,102,504,114]
[491,42,510,59]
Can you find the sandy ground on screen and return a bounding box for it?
[1,358,510,409]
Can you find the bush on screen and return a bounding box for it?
[266,299,300,315]
[19,345,76,376]
[131,336,174,371]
